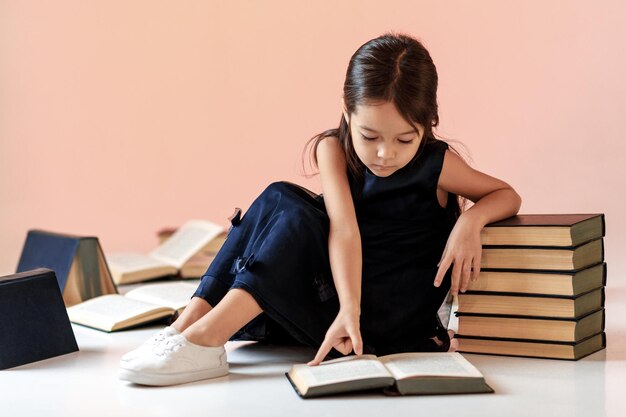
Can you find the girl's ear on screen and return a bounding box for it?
[341,97,350,123]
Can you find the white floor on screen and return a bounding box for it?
[3,285,626,417]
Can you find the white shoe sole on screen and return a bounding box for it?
[118,364,229,386]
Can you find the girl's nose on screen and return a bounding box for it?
[377,145,395,160]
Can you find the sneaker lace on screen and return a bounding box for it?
[150,331,168,345]
[153,337,183,357]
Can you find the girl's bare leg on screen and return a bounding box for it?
[182,288,263,347]
[429,329,457,352]
[448,330,458,352]
[171,297,213,333]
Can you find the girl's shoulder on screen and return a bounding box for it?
[315,135,340,157]
[422,138,449,155]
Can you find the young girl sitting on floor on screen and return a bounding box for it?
[119,32,522,386]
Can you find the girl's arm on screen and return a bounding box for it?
[434,150,522,295]
[308,136,364,365]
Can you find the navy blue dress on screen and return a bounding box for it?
[193,140,456,355]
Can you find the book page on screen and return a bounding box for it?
[124,282,198,311]
[447,295,459,333]
[150,220,224,268]
[66,295,171,331]
[381,352,483,380]
[106,253,173,272]
[292,356,391,387]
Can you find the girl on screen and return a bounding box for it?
[119,33,521,386]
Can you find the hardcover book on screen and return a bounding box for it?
[286,352,493,398]
[467,263,606,296]
[455,309,604,342]
[16,230,117,306]
[480,214,605,247]
[0,269,79,369]
[480,239,603,271]
[456,288,604,319]
[455,332,606,360]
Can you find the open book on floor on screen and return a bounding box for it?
[107,220,225,284]
[66,281,198,332]
[286,352,493,398]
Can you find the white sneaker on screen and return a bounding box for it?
[120,326,180,364]
[118,334,228,386]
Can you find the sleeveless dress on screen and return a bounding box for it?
[192,140,457,355]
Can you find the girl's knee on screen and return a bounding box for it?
[262,181,292,196]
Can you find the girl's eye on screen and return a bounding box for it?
[398,139,414,144]
[361,134,378,141]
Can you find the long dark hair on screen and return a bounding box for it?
[305,32,463,218]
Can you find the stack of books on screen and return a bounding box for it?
[452,214,607,360]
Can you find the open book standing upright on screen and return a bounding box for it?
[286,352,493,398]
[107,220,225,284]
[16,230,117,306]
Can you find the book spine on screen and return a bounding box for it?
[601,214,606,239]
[455,308,604,321]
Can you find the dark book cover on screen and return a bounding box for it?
[455,307,605,321]
[481,238,604,251]
[478,262,607,277]
[16,229,117,305]
[0,268,79,370]
[16,230,82,291]
[485,213,604,228]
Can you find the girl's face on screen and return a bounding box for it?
[345,101,424,178]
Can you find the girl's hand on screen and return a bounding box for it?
[433,213,484,296]
[308,308,363,366]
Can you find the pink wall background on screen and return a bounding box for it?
[2,0,625,278]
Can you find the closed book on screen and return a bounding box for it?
[481,239,603,271]
[467,263,606,296]
[456,332,606,360]
[481,214,605,247]
[0,268,79,370]
[456,288,604,319]
[456,309,604,342]
[16,230,117,306]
